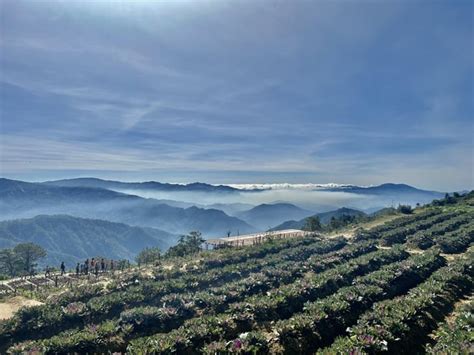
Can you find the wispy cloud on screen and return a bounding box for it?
[0,0,472,191]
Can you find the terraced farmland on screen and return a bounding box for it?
[1,193,473,354]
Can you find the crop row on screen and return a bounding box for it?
[125,247,409,354]
[153,234,322,281]
[7,242,378,354]
[200,248,445,354]
[169,241,378,315]
[359,209,443,238]
[408,220,474,253]
[265,249,445,353]
[353,209,445,243]
[226,247,408,324]
[379,211,461,246]
[426,296,473,354]
[405,213,473,249]
[43,235,325,308]
[0,237,345,348]
[436,225,474,254]
[319,249,473,354]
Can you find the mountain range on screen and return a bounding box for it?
[320,183,444,198]
[0,178,255,237]
[0,177,449,263]
[42,177,250,193]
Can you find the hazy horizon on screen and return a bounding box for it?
[0,175,450,216]
[1,174,469,193]
[0,173,474,192]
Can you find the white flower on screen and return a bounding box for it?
[239,332,249,340]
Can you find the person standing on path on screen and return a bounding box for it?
[60,261,65,276]
[76,263,80,276]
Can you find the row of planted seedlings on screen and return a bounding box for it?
[368,209,443,235]
[123,246,410,354]
[379,210,462,246]
[153,233,323,281]
[0,236,346,349]
[353,208,446,243]
[40,234,324,308]
[215,248,446,354]
[407,218,474,253]
[404,212,473,249]
[189,220,425,276]
[436,225,474,254]
[7,241,378,354]
[426,295,473,354]
[0,236,338,344]
[319,248,474,354]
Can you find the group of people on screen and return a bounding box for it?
[75,258,114,276]
[44,258,119,278]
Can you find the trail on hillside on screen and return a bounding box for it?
[0,296,43,320]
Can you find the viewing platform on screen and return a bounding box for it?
[206,229,314,248]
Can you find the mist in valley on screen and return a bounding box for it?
[112,187,404,215]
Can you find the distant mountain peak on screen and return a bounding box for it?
[43,178,243,193]
[319,182,444,196]
[236,202,313,230]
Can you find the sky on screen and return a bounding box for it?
[0,0,472,191]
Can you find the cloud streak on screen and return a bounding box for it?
[0,0,472,191]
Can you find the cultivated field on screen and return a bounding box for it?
[0,193,473,354]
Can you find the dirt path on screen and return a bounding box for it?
[0,296,43,320]
[443,292,474,326]
[426,291,474,346]
[328,214,401,239]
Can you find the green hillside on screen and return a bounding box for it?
[0,192,473,354]
[0,215,176,266]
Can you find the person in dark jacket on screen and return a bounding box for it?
[60,261,65,276]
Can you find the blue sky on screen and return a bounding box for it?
[0,0,472,191]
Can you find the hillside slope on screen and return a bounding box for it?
[0,215,177,266]
[1,192,472,354]
[271,207,367,230]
